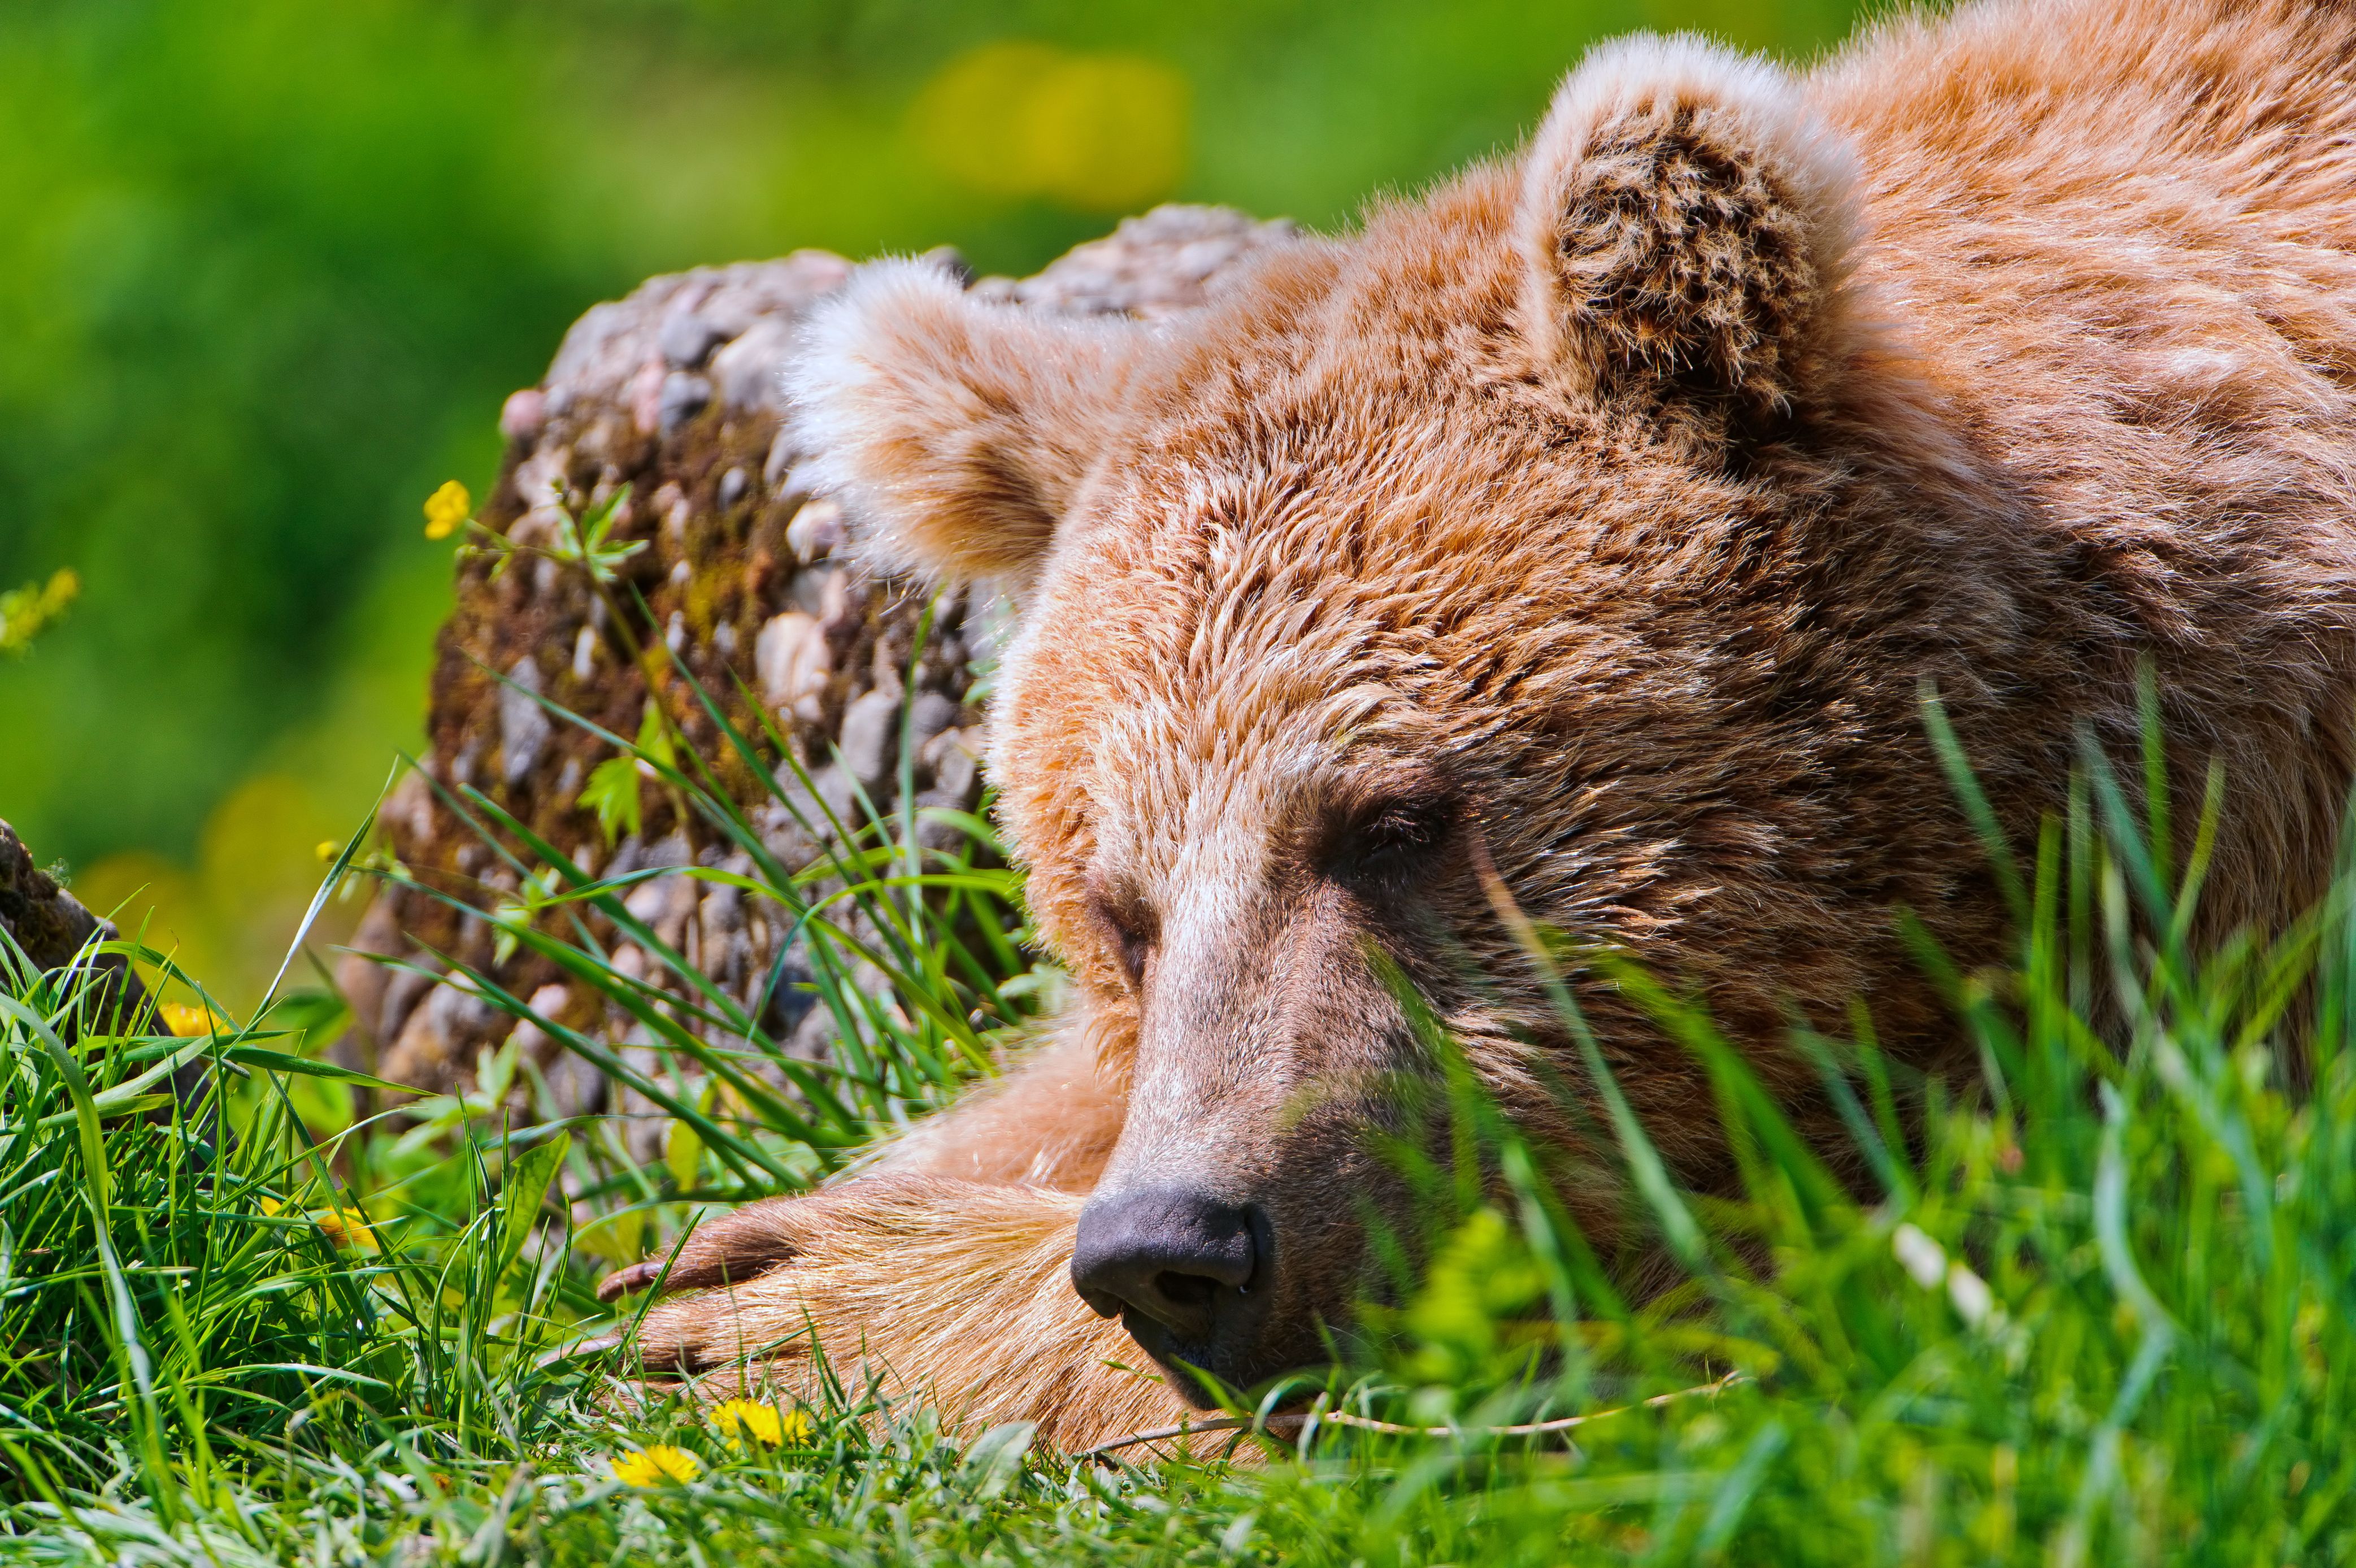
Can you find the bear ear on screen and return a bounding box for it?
[1514,35,1862,428]
[786,260,1150,586]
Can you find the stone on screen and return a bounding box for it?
[381,974,505,1095]
[763,428,798,486]
[772,761,857,839]
[623,870,699,949]
[329,897,404,1071]
[909,691,961,754]
[699,878,744,938]
[376,963,438,1056]
[786,497,846,564]
[516,985,606,1120]
[924,727,983,803]
[500,388,547,442]
[628,362,667,435]
[507,983,571,1054]
[837,689,901,792]
[657,371,711,436]
[658,311,729,369]
[755,611,826,713]
[498,657,550,787]
[541,1043,605,1119]
[711,317,796,412]
[385,769,434,845]
[640,831,694,872]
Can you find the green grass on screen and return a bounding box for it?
[5,686,2356,1564]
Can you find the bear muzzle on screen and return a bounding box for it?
[1070,1186,1284,1402]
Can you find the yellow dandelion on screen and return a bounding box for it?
[311,1206,377,1251]
[708,1399,812,1449]
[258,1194,373,1248]
[158,1002,221,1037]
[423,480,472,540]
[611,1445,701,1487]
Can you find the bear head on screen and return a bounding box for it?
[787,38,2024,1400]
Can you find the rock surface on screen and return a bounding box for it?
[342,205,1297,1123]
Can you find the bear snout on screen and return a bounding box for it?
[1071,1187,1257,1330]
[1071,1187,1277,1397]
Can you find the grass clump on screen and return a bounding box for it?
[4,682,2355,1563]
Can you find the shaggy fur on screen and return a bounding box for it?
[599,0,2356,1450]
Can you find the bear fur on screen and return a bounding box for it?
[593,0,2356,1450]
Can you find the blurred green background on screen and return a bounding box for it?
[0,0,1858,1007]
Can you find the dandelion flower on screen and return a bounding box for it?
[611,1445,701,1487]
[709,1400,811,1449]
[159,1002,220,1037]
[423,480,472,540]
[258,1193,374,1250]
[311,1206,377,1251]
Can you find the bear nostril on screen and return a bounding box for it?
[1155,1271,1216,1310]
[1071,1188,1258,1340]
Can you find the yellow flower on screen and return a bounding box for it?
[611,1445,701,1487]
[708,1400,811,1449]
[315,839,341,864]
[423,480,472,540]
[158,1002,221,1037]
[258,1195,374,1249]
[311,1206,377,1251]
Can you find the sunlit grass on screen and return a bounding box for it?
[5,689,2354,1563]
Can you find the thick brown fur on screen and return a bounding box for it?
[601,0,2356,1450]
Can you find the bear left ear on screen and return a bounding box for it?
[786,260,1152,588]
[1514,35,1862,428]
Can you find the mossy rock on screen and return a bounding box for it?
[341,206,1298,1120]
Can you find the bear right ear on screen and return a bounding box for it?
[785,262,1150,587]
[1514,35,1862,429]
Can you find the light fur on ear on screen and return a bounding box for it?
[1515,34,1863,425]
[785,260,1151,586]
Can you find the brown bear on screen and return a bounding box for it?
[589,0,2356,1451]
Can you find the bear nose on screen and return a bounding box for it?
[1071,1188,1257,1341]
